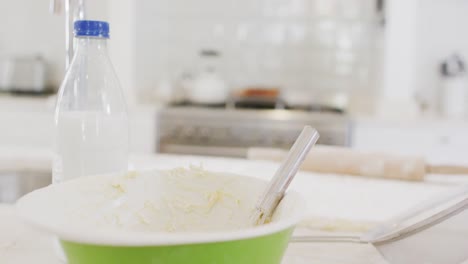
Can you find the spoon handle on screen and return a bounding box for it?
[253,126,320,225]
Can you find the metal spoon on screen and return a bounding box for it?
[251,126,320,225]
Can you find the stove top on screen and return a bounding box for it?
[170,99,345,114]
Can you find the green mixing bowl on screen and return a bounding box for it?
[16,169,305,264]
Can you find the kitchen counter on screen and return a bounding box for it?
[2,152,468,263]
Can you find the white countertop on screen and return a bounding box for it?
[2,153,468,263]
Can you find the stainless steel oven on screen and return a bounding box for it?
[157,107,352,158]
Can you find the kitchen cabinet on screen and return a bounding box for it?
[352,117,468,164]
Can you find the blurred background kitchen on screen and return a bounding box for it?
[1,0,468,201]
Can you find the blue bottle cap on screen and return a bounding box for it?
[74,20,109,38]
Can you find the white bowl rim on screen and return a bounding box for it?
[16,170,306,246]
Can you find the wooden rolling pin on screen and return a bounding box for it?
[247,145,468,181]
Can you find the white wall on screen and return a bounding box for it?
[108,0,137,106]
[381,0,468,116]
[377,0,419,116]
[414,0,468,112]
[381,0,417,101]
[0,0,64,87]
[132,0,381,104]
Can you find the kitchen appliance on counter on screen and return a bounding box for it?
[157,101,351,157]
[182,49,228,105]
[439,54,468,118]
[227,87,286,109]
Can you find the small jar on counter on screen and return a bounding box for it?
[439,54,468,118]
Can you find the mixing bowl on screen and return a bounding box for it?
[16,168,305,264]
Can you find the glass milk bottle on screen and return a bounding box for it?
[53,20,128,183]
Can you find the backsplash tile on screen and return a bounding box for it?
[135,0,381,103]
